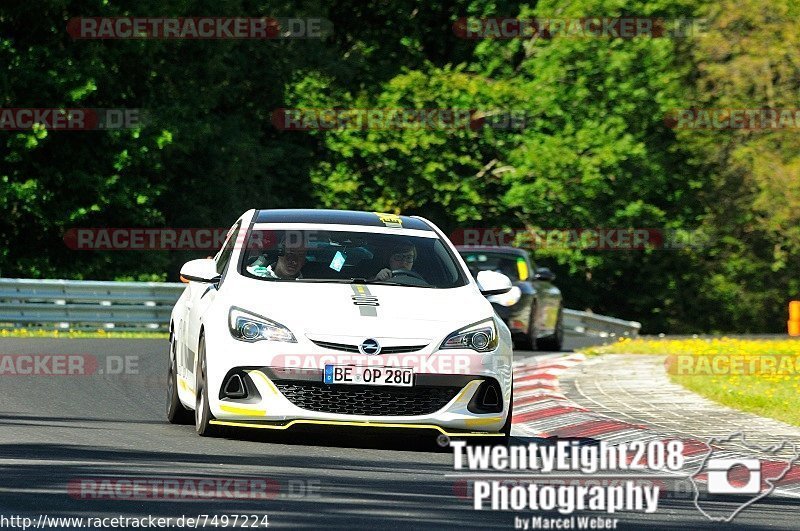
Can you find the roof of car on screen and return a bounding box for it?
[456,245,529,256]
[254,209,433,231]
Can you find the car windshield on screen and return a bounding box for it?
[459,251,526,281]
[240,228,468,288]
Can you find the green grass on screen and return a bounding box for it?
[580,337,800,427]
[0,328,168,339]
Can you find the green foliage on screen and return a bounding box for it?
[0,0,796,332]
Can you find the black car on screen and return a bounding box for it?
[457,246,564,351]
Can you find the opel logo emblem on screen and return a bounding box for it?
[359,338,381,356]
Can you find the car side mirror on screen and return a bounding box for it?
[533,267,556,282]
[476,270,512,296]
[180,258,220,283]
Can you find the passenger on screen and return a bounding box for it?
[247,240,306,279]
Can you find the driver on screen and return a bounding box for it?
[374,241,416,281]
[247,239,306,279]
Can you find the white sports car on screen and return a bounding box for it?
[167,209,514,441]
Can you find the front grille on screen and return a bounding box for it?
[311,340,427,354]
[274,381,461,416]
[312,340,358,352]
[376,345,428,354]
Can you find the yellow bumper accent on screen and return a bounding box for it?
[209,418,504,437]
[178,377,195,395]
[464,416,504,428]
[216,371,502,435]
[451,380,482,407]
[247,370,280,396]
[219,403,267,416]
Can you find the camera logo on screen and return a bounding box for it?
[690,432,799,522]
[706,458,761,494]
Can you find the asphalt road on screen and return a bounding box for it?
[0,337,797,530]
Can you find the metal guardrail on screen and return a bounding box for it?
[563,308,641,339]
[0,278,185,331]
[0,278,642,338]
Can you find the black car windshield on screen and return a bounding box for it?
[240,228,468,288]
[459,251,528,281]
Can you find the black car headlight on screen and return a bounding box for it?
[440,318,499,352]
[229,307,297,343]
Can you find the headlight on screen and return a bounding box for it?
[487,286,521,307]
[229,307,297,343]
[440,318,498,352]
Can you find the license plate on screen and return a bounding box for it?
[323,365,413,387]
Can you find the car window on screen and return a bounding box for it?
[239,228,468,288]
[459,251,527,281]
[215,222,241,275]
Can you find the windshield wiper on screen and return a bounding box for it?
[295,278,355,284]
[348,277,402,285]
[348,277,437,288]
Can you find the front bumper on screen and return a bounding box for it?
[200,314,514,434]
[209,418,504,437]
[211,367,508,434]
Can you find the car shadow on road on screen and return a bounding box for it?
[218,423,452,452]
[0,441,795,530]
[0,441,509,529]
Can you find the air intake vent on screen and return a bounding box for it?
[467,379,504,414]
[275,382,460,416]
[222,374,247,398]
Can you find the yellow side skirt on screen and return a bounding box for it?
[209,418,504,437]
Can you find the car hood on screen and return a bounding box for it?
[227,278,493,341]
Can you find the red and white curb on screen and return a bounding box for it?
[511,354,800,498]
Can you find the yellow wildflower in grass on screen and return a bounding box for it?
[0,328,168,339]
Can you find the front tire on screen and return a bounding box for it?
[516,302,538,351]
[500,386,514,444]
[167,335,192,425]
[537,306,564,352]
[195,337,218,437]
